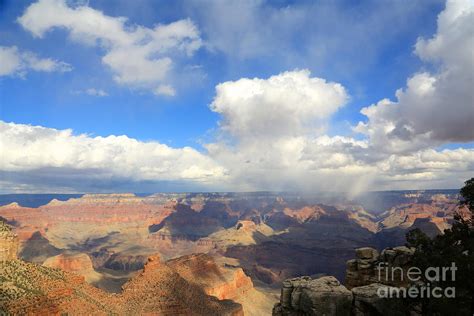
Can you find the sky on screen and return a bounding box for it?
[0,0,473,193]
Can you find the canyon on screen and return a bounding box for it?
[0,190,467,314]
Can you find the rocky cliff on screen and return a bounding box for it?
[379,200,468,232]
[0,220,19,261]
[272,246,418,316]
[168,253,254,300]
[273,276,353,315]
[43,253,102,284]
[167,253,277,316]
[345,246,415,289]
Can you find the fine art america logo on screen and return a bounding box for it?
[376,262,457,298]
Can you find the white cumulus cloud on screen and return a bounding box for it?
[204,67,473,192]
[355,0,474,153]
[18,0,202,95]
[210,70,348,140]
[0,121,226,192]
[205,70,351,191]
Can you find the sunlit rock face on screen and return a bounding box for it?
[168,253,254,300]
[43,253,102,284]
[167,253,277,316]
[0,221,19,261]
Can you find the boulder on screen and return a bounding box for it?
[355,247,379,261]
[273,276,352,316]
[380,248,396,262]
[347,246,415,289]
[280,276,312,308]
[392,246,415,266]
[352,283,411,316]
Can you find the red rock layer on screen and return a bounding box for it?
[282,206,326,223]
[1,255,243,315]
[167,253,254,301]
[380,201,469,231]
[0,194,175,245]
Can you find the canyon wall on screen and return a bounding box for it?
[43,253,102,284]
[0,192,465,293]
[273,246,418,316]
[0,220,19,261]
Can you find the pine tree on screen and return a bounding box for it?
[406,178,474,315]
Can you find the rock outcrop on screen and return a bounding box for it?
[208,220,274,247]
[167,253,277,316]
[351,283,410,316]
[168,253,254,300]
[273,276,353,316]
[43,253,102,284]
[345,246,414,289]
[0,220,19,261]
[273,246,418,316]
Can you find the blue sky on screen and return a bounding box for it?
[0,0,472,193]
[1,0,444,146]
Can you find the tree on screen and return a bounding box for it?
[406,178,474,315]
[460,177,474,220]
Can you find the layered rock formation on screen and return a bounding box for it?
[0,194,176,247]
[0,254,244,315]
[351,283,411,316]
[272,246,417,316]
[120,255,243,315]
[273,276,353,316]
[208,220,274,247]
[379,199,468,232]
[43,253,102,284]
[273,277,416,316]
[226,210,375,284]
[167,253,278,316]
[0,191,464,293]
[345,246,415,289]
[3,213,273,315]
[168,253,254,300]
[0,220,19,261]
[282,206,326,223]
